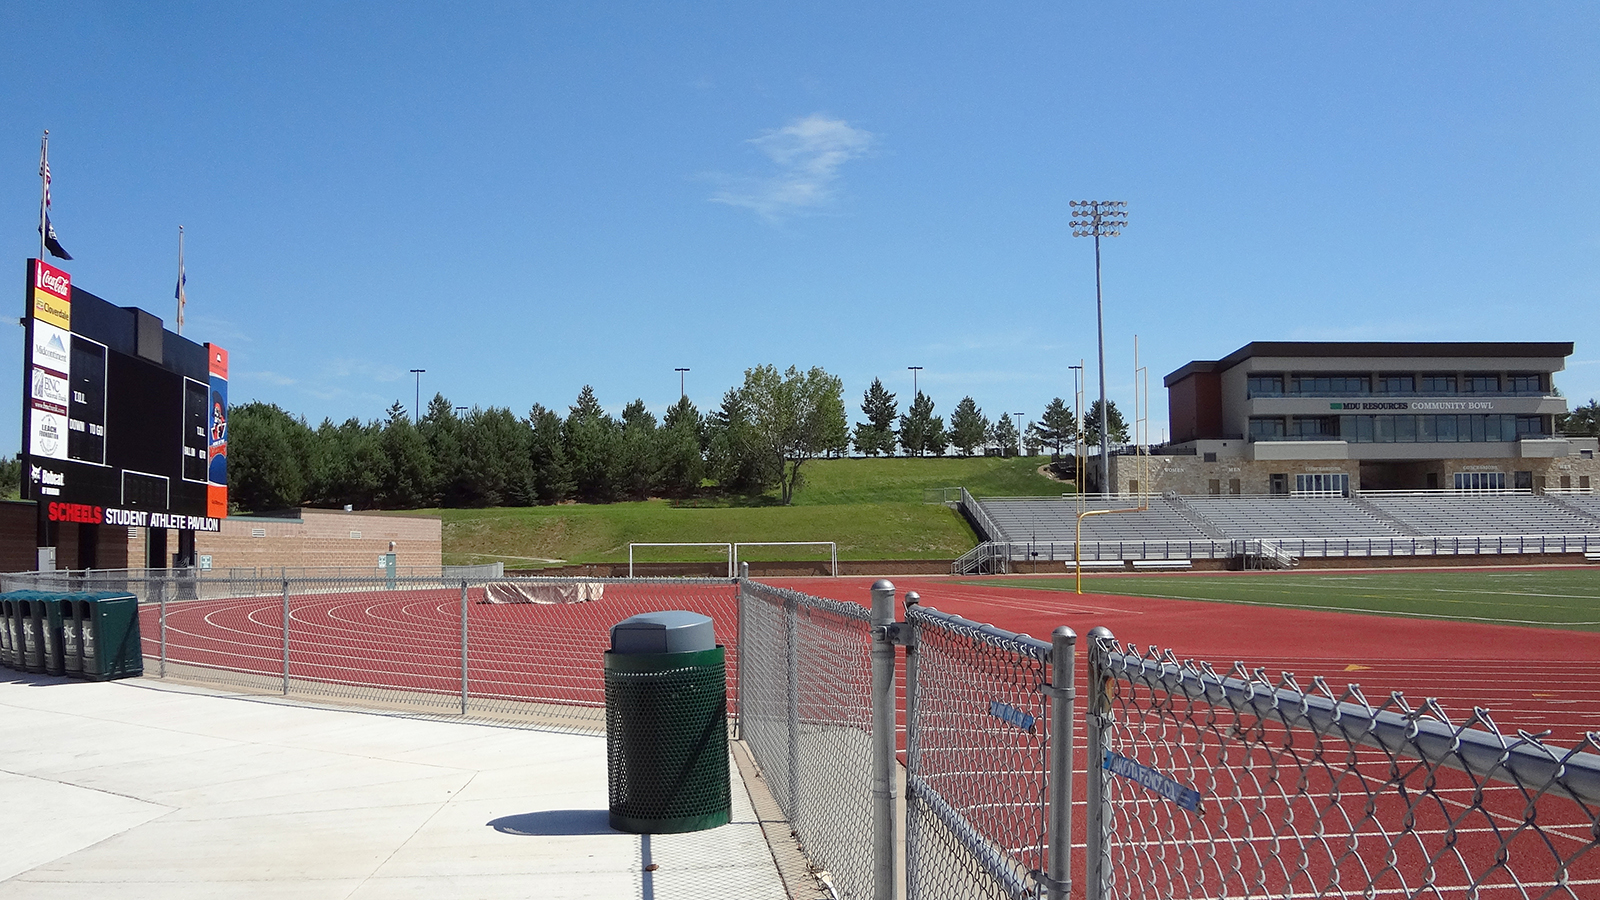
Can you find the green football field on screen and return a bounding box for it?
[968,567,1600,632]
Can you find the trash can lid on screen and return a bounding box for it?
[610,610,716,654]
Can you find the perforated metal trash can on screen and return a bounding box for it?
[604,611,731,834]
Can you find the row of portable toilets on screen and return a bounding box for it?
[0,591,144,680]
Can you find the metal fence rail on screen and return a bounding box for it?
[953,533,1600,572]
[1085,629,1600,900]
[904,600,1061,900]
[738,578,877,899]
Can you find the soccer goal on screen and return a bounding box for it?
[627,543,734,578]
[732,541,838,577]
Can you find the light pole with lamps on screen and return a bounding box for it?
[409,369,426,423]
[675,367,690,399]
[1013,412,1026,457]
[1070,200,1127,493]
[907,366,922,399]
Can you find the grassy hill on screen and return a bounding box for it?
[424,455,1063,567]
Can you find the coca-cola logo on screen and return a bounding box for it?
[34,263,70,298]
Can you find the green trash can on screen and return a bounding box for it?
[604,611,731,834]
[60,598,84,677]
[79,592,143,681]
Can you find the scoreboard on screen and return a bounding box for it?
[20,259,227,531]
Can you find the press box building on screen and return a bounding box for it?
[1106,342,1599,496]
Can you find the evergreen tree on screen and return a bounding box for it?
[458,407,533,506]
[659,396,706,498]
[705,388,773,496]
[418,394,464,505]
[854,378,899,456]
[949,396,989,457]
[379,401,433,508]
[0,455,19,500]
[926,415,949,457]
[618,399,661,500]
[315,417,386,508]
[1559,399,1600,436]
[1084,399,1130,448]
[526,403,575,504]
[1031,397,1077,457]
[989,414,1019,457]
[230,401,314,510]
[898,392,936,457]
[564,386,622,502]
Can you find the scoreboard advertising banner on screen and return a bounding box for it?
[22,259,227,531]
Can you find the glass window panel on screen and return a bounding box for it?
[1501,416,1518,441]
[1436,415,1456,442]
[1470,416,1487,441]
[1375,416,1394,442]
[1418,415,1436,442]
[1395,416,1416,442]
[1422,375,1457,393]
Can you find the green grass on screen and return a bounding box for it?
[969,568,1600,632]
[414,455,1063,566]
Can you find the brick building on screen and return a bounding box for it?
[1,504,441,573]
[1098,341,1600,496]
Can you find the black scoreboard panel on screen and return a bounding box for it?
[22,263,221,528]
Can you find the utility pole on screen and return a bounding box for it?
[409,369,425,423]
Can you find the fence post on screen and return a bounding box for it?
[902,591,921,898]
[159,585,168,678]
[736,562,749,741]
[869,579,898,900]
[784,591,800,825]
[1084,626,1116,900]
[281,579,291,696]
[1045,626,1077,900]
[459,580,469,716]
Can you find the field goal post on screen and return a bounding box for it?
[627,543,734,578]
[732,541,839,577]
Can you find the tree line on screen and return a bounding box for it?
[229,368,1130,512]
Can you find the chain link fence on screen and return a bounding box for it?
[738,578,877,899]
[1085,630,1600,900]
[904,601,1061,900]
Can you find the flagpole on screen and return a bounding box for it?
[177,225,185,336]
[38,131,48,261]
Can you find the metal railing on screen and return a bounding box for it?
[949,533,1600,572]
[961,487,1007,542]
[1084,629,1600,899]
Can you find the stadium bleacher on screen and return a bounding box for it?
[1185,496,1404,540]
[1361,494,1600,536]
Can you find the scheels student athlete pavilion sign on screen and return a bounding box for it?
[21,259,227,531]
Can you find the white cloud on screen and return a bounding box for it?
[708,114,874,221]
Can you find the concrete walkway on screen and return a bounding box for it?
[0,672,789,899]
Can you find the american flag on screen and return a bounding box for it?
[39,133,71,260]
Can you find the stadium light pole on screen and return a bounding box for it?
[409,369,426,423]
[1070,200,1127,493]
[908,366,922,399]
[675,367,690,399]
[1014,412,1026,457]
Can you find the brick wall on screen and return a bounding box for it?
[0,502,439,573]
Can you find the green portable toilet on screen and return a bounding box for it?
[79,592,143,681]
[0,594,17,669]
[41,595,66,676]
[60,597,85,677]
[19,597,45,673]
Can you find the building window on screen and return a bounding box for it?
[1463,374,1500,393]
[1376,375,1415,394]
[1249,417,1286,440]
[1290,374,1369,395]
[1270,473,1288,495]
[1247,374,1284,397]
[1203,452,1218,462]
[1289,416,1337,439]
[1516,416,1545,437]
[1341,415,1374,443]
[1507,374,1544,394]
[1421,375,1457,394]
[1583,449,1595,460]
[1295,473,1349,495]
[1514,471,1533,490]
[1454,472,1506,491]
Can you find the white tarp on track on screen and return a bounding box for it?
[482,581,605,604]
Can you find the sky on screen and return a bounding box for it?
[2,2,1597,452]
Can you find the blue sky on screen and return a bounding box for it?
[3,3,1597,452]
